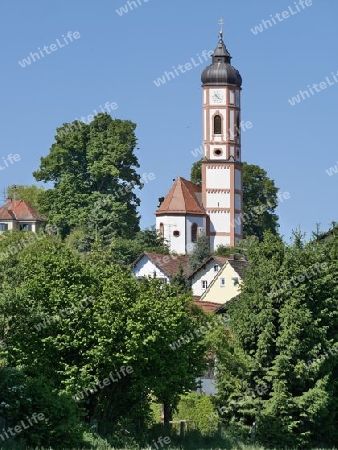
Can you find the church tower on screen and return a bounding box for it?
[156,24,243,254]
[201,24,243,249]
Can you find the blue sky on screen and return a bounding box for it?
[0,0,337,241]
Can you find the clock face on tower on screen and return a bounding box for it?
[211,89,225,104]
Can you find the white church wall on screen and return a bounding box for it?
[209,211,230,233]
[186,215,206,253]
[206,167,230,190]
[210,234,231,250]
[206,192,230,209]
[156,216,186,255]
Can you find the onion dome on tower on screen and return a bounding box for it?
[201,28,242,87]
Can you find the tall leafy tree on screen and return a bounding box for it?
[33,114,142,238]
[6,185,45,209]
[188,232,211,273]
[242,162,279,240]
[190,159,202,186]
[213,231,338,448]
[1,236,207,434]
[190,160,279,241]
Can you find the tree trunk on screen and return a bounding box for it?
[163,402,172,426]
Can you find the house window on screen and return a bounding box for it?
[220,278,226,287]
[0,223,8,231]
[214,115,222,135]
[201,280,208,290]
[191,223,198,243]
[214,264,219,272]
[19,223,32,231]
[232,277,239,286]
[159,222,164,237]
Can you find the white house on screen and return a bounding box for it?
[200,257,248,305]
[131,252,190,283]
[190,256,228,296]
[0,199,45,233]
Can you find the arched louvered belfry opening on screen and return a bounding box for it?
[214,115,222,135]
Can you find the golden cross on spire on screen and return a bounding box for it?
[218,17,224,38]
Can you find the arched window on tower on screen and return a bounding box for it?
[214,115,222,135]
[159,223,164,237]
[191,223,198,243]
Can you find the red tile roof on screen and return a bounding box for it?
[156,177,205,215]
[0,200,46,222]
[193,299,221,313]
[133,252,190,277]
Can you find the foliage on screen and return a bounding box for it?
[212,231,338,448]
[173,393,219,436]
[188,232,211,273]
[190,159,202,186]
[214,245,238,257]
[0,367,83,447]
[171,264,191,293]
[0,237,207,441]
[6,185,45,209]
[33,113,142,239]
[242,163,279,241]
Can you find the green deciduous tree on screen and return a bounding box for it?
[242,162,279,241]
[190,159,202,186]
[6,185,45,209]
[33,114,142,239]
[0,236,207,439]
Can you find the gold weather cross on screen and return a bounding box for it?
[218,17,225,37]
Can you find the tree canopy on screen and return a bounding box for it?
[33,114,142,239]
[212,231,338,448]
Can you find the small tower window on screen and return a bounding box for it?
[191,223,198,243]
[159,222,164,237]
[214,115,222,135]
[173,230,180,237]
[214,149,222,157]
